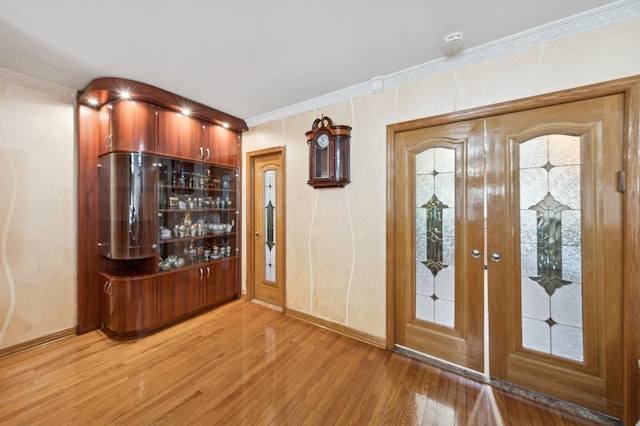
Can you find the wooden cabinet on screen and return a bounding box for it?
[79,77,246,337]
[97,100,156,156]
[100,273,158,334]
[157,109,239,166]
[203,124,240,167]
[96,105,112,156]
[157,108,203,160]
[106,100,157,153]
[205,258,239,306]
[157,267,205,324]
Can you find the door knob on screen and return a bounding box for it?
[490,252,502,262]
[471,249,481,259]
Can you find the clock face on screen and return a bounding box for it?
[315,133,330,149]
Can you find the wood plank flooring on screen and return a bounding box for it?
[0,300,613,425]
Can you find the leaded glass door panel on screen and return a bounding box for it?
[393,119,485,372]
[486,94,623,417]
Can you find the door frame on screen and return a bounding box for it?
[245,146,286,308]
[386,75,640,424]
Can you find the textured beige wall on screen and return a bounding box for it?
[0,78,76,349]
[242,17,640,341]
[0,16,638,350]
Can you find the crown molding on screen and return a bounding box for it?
[246,0,640,128]
[0,67,77,100]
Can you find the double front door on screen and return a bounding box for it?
[392,95,623,417]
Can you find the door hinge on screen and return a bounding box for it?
[617,170,626,193]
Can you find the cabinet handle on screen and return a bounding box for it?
[104,280,113,296]
[104,134,113,149]
[200,146,204,159]
[205,148,210,160]
[151,244,158,249]
[206,266,210,278]
[199,268,204,280]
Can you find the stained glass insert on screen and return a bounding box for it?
[415,147,456,328]
[264,170,276,282]
[519,135,584,362]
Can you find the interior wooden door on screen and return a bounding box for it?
[249,148,286,307]
[392,94,624,417]
[393,119,485,371]
[485,95,624,417]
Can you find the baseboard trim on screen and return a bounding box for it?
[285,308,386,349]
[0,328,77,360]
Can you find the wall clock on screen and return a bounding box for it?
[305,116,352,188]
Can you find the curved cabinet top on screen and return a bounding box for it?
[78,77,247,132]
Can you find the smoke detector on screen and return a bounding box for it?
[442,32,464,56]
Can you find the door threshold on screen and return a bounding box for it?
[394,345,620,426]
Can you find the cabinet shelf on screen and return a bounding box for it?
[159,232,237,244]
[159,184,236,192]
[159,208,237,214]
[158,255,237,271]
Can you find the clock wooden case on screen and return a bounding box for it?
[305,116,352,188]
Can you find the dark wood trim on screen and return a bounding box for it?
[76,103,102,334]
[386,74,640,424]
[622,80,640,426]
[79,77,248,132]
[385,124,397,351]
[0,328,76,360]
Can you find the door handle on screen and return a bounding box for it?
[490,252,502,263]
[471,249,481,259]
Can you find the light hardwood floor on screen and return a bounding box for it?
[0,300,613,425]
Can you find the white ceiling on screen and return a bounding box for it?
[0,0,635,125]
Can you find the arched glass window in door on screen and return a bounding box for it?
[415,147,456,328]
[519,134,584,362]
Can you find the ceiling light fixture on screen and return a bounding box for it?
[442,32,464,56]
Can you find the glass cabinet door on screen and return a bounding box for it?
[157,156,238,272]
[98,152,158,260]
